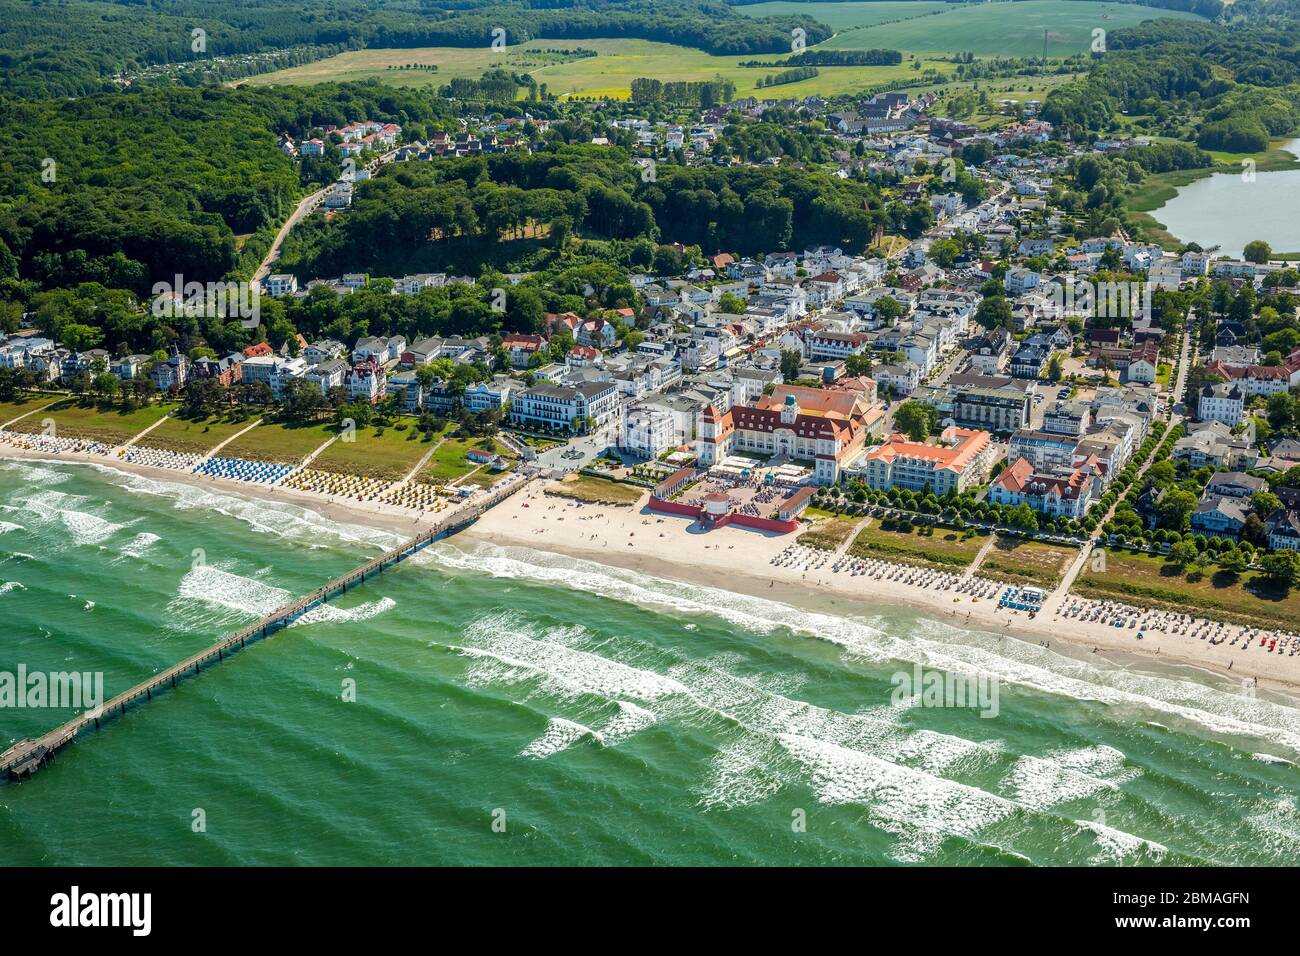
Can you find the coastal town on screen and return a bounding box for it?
[5,84,1300,691]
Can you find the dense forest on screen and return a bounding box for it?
[0,83,459,302]
[1041,17,1300,150]
[0,0,832,97]
[272,141,940,282]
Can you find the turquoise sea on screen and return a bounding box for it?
[2,457,1300,865]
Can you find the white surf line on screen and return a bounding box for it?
[110,411,172,456]
[196,416,264,467]
[0,397,61,431]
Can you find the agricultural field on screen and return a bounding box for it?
[735,2,951,30]
[419,435,515,486]
[310,421,440,481]
[849,521,986,570]
[0,393,63,428]
[1074,548,1300,631]
[9,400,172,445]
[815,1,1204,58]
[243,37,950,99]
[220,420,335,465]
[981,536,1078,586]
[545,474,646,506]
[137,413,255,456]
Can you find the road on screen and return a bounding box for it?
[254,148,399,289]
[1045,327,1192,611]
[253,185,328,288]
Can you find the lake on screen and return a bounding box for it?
[1150,140,1300,258]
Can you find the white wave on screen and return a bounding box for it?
[1243,798,1300,857]
[433,541,1300,757]
[0,520,23,534]
[1074,818,1168,863]
[292,596,396,627]
[520,718,597,758]
[779,733,1019,862]
[0,461,70,486]
[598,700,657,745]
[120,531,161,559]
[90,464,403,551]
[453,610,690,702]
[0,581,25,595]
[14,489,127,546]
[1003,753,1123,811]
[1251,752,1295,766]
[83,600,94,611]
[168,564,291,626]
[426,542,902,662]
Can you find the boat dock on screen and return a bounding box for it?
[0,478,529,781]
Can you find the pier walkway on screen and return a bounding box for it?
[0,478,529,780]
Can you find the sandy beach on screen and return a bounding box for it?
[8,440,1300,694]
[464,485,1300,694]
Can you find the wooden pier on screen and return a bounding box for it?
[0,478,529,781]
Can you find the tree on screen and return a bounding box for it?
[1266,392,1294,432]
[975,296,1012,330]
[1252,490,1282,519]
[1217,547,1247,577]
[1046,352,1064,383]
[1260,551,1300,590]
[717,292,747,314]
[1168,539,1200,569]
[874,295,902,326]
[1157,488,1197,531]
[1243,240,1272,265]
[779,349,802,381]
[894,400,938,442]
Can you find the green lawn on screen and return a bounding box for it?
[0,393,63,428]
[981,536,1078,586]
[220,420,335,466]
[419,435,515,486]
[138,413,254,456]
[311,421,441,481]
[9,400,172,445]
[1074,548,1300,630]
[849,521,985,569]
[544,474,646,506]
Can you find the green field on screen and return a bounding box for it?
[419,435,514,486]
[311,422,441,481]
[243,37,949,99]
[0,394,63,428]
[221,420,335,465]
[138,413,254,456]
[1074,548,1300,630]
[814,1,1202,58]
[10,400,172,445]
[849,520,986,569]
[736,1,951,30]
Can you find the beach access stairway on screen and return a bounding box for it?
[0,477,531,781]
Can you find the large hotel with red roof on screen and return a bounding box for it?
[697,383,883,485]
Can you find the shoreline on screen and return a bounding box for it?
[463,487,1300,696]
[7,443,1300,696]
[0,444,444,540]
